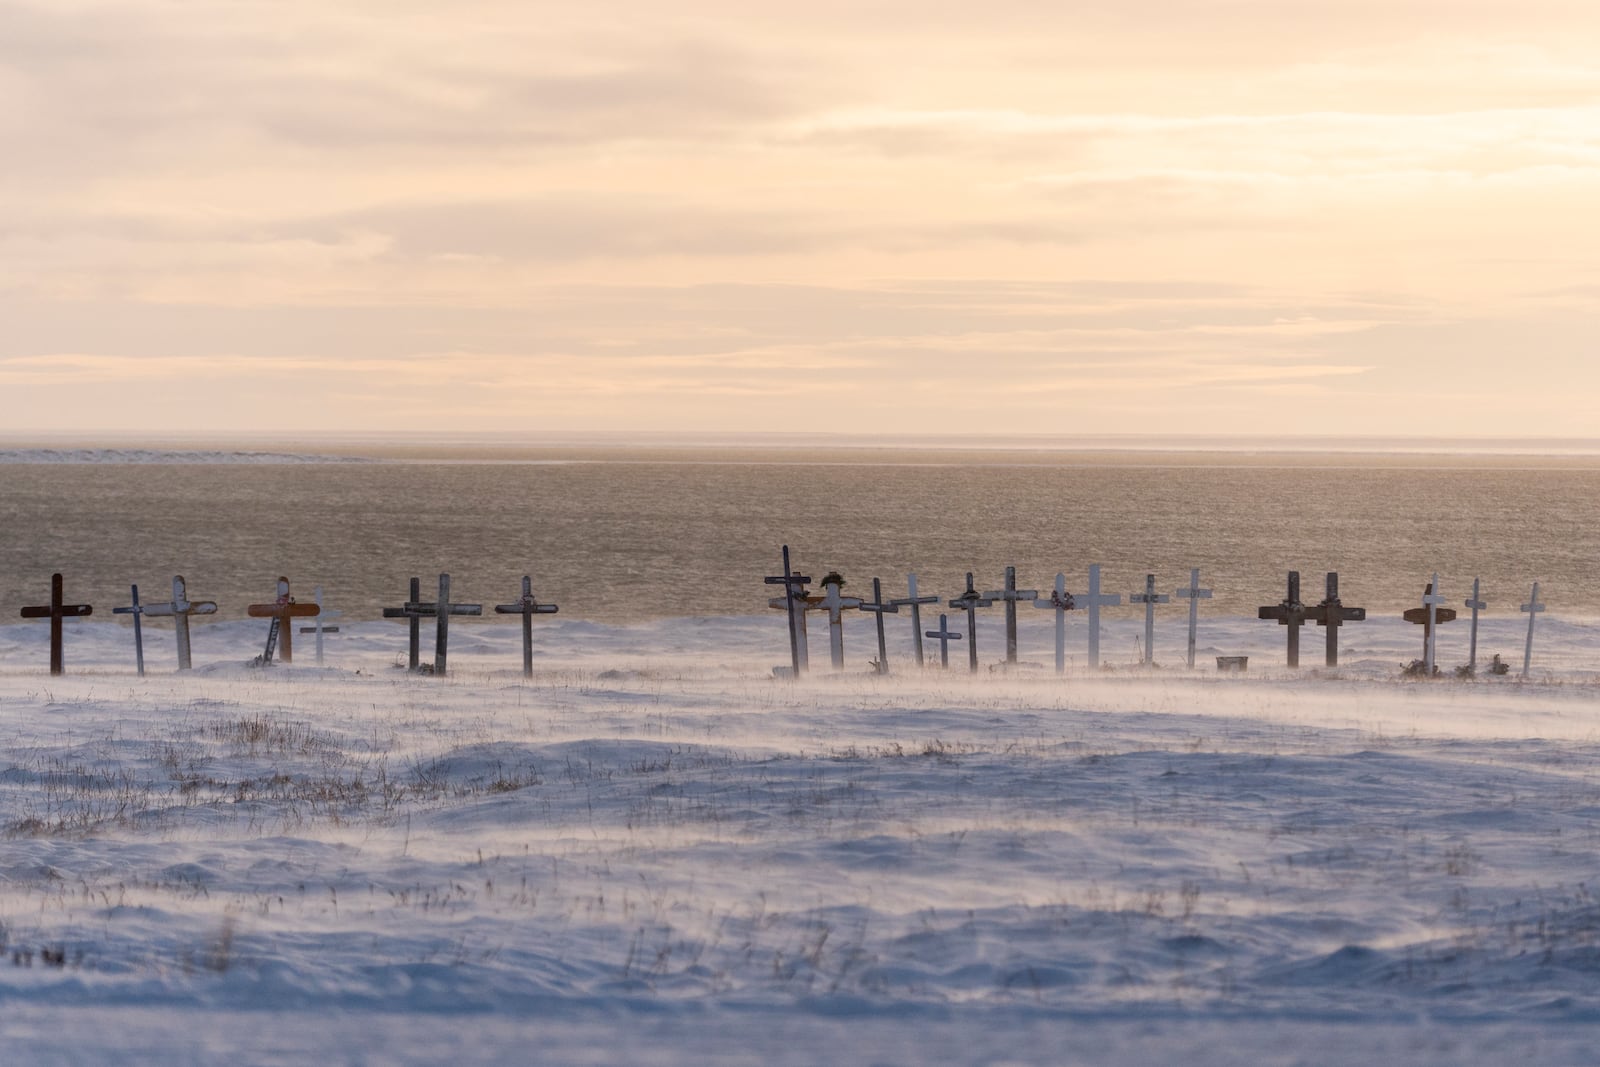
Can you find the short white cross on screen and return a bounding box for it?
[1173,568,1212,669]
[1078,564,1122,669]
[297,586,344,666]
[817,577,863,671]
[1032,573,1077,674]
[1129,573,1170,667]
[144,575,218,671]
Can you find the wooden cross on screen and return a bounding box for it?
[1174,568,1212,669]
[112,584,148,677]
[923,613,963,668]
[1079,564,1121,669]
[297,586,343,666]
[1031,573,1077,674]
[1402,575,1455,675]
[1520,581,1545,679]
[815,573,863,671]
[383,577,428,671]
[890,573,940,667]
[1304,572,1365,667]
[857,577,898,675]
[246,577,319,664]
[1258,571,1309,668]
[1129,573,1170,667]
[382,574,483,676]
[948,572,995,673]
[983,566,1038,665]
[764,546,812,675]
[20,573,93,676]
[495,575,559,678]
[145,575,217,671]
[1463,578,1488,673]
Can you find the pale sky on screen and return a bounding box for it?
[4,0,1600,437]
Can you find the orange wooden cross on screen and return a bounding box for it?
[246,577,319,664]
[21,572,93,675]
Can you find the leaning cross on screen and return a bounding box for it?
[857,577,898,676]
[297,586,342,666]
[1402,575,1455,675]
[983,566,1038,665]
[1032,573,1077,674]
[112,584,149,677]
[1520,581,1545,679]
[1129,573,1170,667]
[1258,571,1309,668]
[20,573,93,676]
[246,577,319,665]
[815,573,863,671]
[1463,578,1488,673]
[145,574,218,670]
[1304,572,1365,667]
[948,572,995,673]
[1173,568,1212,669]
[890,573,940,667]
[495,575,559,678]
[1079,564,1122,669]
[764,546,812,676]
[923,613,963,668]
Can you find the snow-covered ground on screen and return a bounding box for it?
[3,610,1600,1065]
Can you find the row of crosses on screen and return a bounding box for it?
[15,573,558,678]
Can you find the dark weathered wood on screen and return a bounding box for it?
[494,575,559,678]
[983,566,1038,665]
[144,575,217,670]
[246,577,319,664]
[381,577,427,670]
[111,584,147,677]
[948,572,995,674]
[1304,572,1366,667]
[1402,577,1456,672]
[1258,571,1308,668]
[763,546,812,676]
[923,613,963,669]
[857,577,898,675]
[21,573,93,676]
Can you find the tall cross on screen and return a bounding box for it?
[815,573,863,671]
[145,575,217,670]
[425,573,482,676]
[763,546,812,676]
[1402,575,1455,675]
[1129,573,1170,667]
[1258,571,1308,668]
[246,577,319,665]
[983,566,1038,665]
[1032,573,1077,674]
[495,575,559,678]
[1174,568,1212,669]
[890,573,939,667]
[1304,572,1365,667]
[923,613,963,668]
[948,572,995,673]
[1079,564,1121,669]
[20,573,93,676]
[1463,578,1488,673]
[297,586,342,666]
[383,577,428,671]
[857,577,898,676]
[1520,581,1545,679]
[112,584,148,677]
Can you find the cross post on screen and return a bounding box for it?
[1304,572,1365,667]
[112,584,147,677]
[246,577,319,664]
[1258,571,1308,668]
[1402,576,1455,675]
[890,573,940,667]
[857,577,898,675]
[815,573,863,671]
[20,573,93,676]
[1464,578,1488,672]
[763,546,812,676]
[949,572,995,673]
[1174,568,1212,669]
[923,613,963,668]
[297,586,343,666]
[495,575,559,678]
[1129,573,1170,667]
[1032,573,1077,674]
[983,566,1038,665]
[382,577,427,671]
[1079,564,1121,669]
[145,575,218,670]
[1521,581,1545,679]
[431,573,482,677]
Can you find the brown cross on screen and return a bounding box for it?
[1304,572,1366,667]
[21,573,93,676]
[246,577,319,664]
[494,575,559,678]
[1258,570,1309,668]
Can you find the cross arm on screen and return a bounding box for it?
[22,605,93,618]
[495,602,559,615]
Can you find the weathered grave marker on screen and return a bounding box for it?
[386,573,485,677]
[1402,575,1455,675]
[297,586,342,666]
[890,573,940,667]
[924,613,963,668]
[949,573,995,673]
[145,575,217,671]
[1463,578,1488,673]
[1521,581,1545,679]
[815,572,863,671]
[383,577,428,671]
[112,585,148,677]
[1032,573,1077,674]
[495,575,559,678]
[246,577,319,665]
[1258,571,1309,668]
[1305,572,1365,667]
[20,573,92,676]
[983,566,1038,665]
[1079,565,1122,669]
[1129,573,1170,667]
[1174,568,1212,669]
[858,577,898,675]
[764,546,812,676]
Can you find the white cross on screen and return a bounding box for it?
[1079,564,1122,669]
[1422,574,1447,676]
[1032,573,1077,674]
[890,573,940,667]
[297,586,344,666]
[1129,573,1170,667]
[1464,578,1488,673]
[143,574,218,671]
[1521,581,1545,679]
[983,566,1038,665]
[1174,568,1212,669]
[817,577,863,671]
